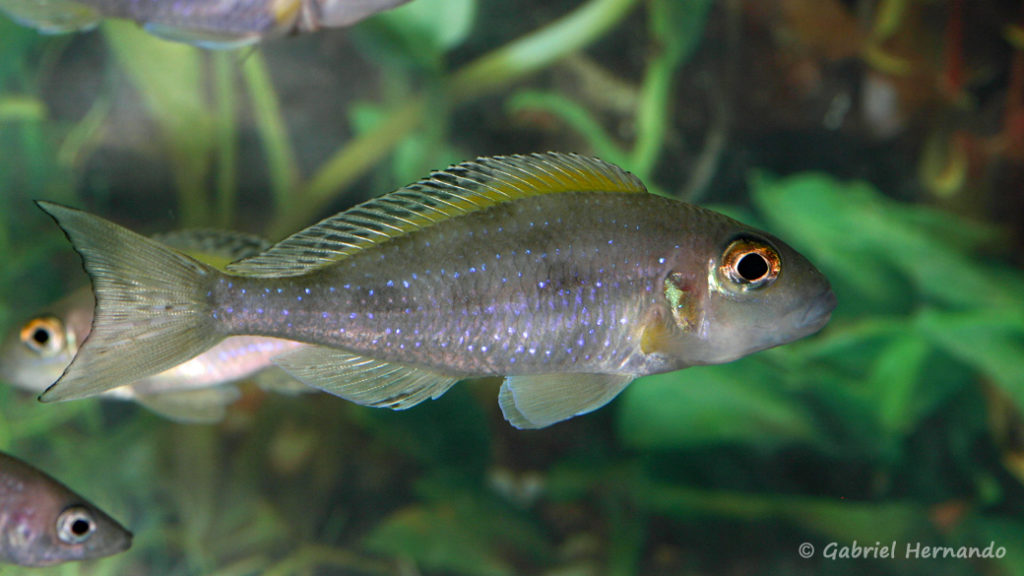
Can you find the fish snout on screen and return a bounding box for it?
[800,288,836,333]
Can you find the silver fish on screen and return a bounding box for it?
[0,229,303,423]
[0,451,131,566]
[37,153,835,428]
[0,0,412,48]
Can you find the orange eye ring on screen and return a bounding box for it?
[19,315,66,355]
[719,238,781,290]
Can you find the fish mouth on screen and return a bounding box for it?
[799,289,837,333]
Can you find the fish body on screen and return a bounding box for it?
[0,230,303,423]
[0,451,131,566]
[37,153,835,428]
[0,0,411,48]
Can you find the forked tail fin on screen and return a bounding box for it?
[36,202,224,402]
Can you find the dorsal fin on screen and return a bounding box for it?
[227,153,647,277]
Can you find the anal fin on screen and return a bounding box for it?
[273,346,461,409]
[499,373,635,429]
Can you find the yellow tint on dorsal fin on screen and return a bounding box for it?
[227,152,647,277]
[152,229,272,270]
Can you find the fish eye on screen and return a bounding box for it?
[19,316,66,356]
[719,238,781,290]
[56,506,95,544]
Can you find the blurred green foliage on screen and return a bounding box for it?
[1,1,1024,575]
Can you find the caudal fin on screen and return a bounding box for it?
[36,202,224,402]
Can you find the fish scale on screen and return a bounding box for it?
[213,193,679,377]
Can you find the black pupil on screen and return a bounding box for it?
[71,518,91,536]
[32,328,50,345]
[736,253,769,281]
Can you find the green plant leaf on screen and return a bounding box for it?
[915,308,1024,408]
[617,359,822,451]
[354,0,476,72]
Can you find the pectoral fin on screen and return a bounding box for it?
[273,345,461,409]
[498,373,635,429]
[134,386,241,424]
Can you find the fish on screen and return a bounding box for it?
[0,0,412,48]
[0,450,131,566]
[36,152,836,429]
[0,229,304,423]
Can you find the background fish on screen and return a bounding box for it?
[0,451,131,566]
[37,153,835,428]
[0,229,303,423]
[0,0,412,48]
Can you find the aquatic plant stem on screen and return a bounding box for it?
[242,51,299,217]
[631,0,713,179]
[448,0,639,104]
[277,0,639,236]
[213,52,238,229]
[104,22,212,226]
[272,97,425,238]
[506,90,629,166]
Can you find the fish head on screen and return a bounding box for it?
[0,291,92,394]
[4,497,132,566]
[659,227,835,366]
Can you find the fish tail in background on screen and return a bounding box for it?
[35,202,225,402]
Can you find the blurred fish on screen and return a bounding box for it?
[37,153,835,428]
[0,0,412,48]
[0,451,131,566]
[0,229,303,423]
